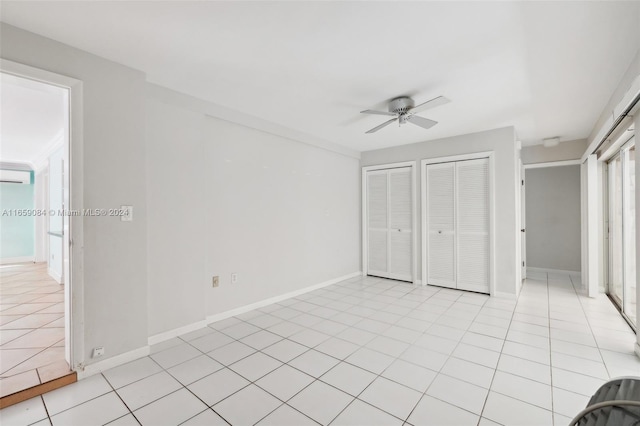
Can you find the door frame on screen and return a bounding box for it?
[421,151,495,294]
[520,159,527,280]
[1,59,85,371]
[603,136,636,327]
[362,161,417,284]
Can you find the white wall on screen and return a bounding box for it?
[361,127,519,296]
[146,99,207,336]
[203,116,360,317]
[146,86,361,336]
[48,147,63,282]
[525,165,581,271]
[1,22,361,368]
[1,23,149,365]
[581,48,639,297]
[588,49,640,150]
[34,167,47,262]
[521,139,587,164]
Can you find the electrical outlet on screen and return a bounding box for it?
[231,273,238,284]
[212,276,219,287]
[92,346,105,358]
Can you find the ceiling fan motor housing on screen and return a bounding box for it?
[388,96,415,114]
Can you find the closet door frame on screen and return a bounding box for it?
[362,161,417,284]
[421,152,495,294]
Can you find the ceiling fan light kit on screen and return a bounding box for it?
[360,95,450,134]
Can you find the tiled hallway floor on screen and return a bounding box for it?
[2,271,640,425]
[0,262,68,398]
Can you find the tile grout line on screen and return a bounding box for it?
[477,274,529,425]
[38,394,52,426]
[406,292,493,425]
[323,284,454,425]
[26,273,622,426]
[547,272,557,426]
[101,371,144,426]
[568,274,614,380]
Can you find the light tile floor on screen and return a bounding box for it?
[0,262,67,397]
[2,270,639,426]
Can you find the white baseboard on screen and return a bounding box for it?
[148,271,362,347]
[527,267,580,275]
[493,290,517,300]
[76,345,150,380]
[0,256,34,265]
[205,271,362,325]
[148,319,210,346]
[48,268,62,284]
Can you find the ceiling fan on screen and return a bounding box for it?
[360,95,450,134]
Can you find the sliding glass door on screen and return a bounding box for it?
[623,144,635,325]
[607,139,636,326]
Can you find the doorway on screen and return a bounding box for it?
[0,71,73,400]
[606,136,636,327]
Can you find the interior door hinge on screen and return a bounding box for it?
[522,261,525,267]
[521,179,524,186]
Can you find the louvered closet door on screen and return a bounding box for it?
[426,163,456,288]
[456,159,490,293]
[366,167,413,282]
[367,171,388,277]
[388,168,413,281]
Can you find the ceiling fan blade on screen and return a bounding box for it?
[360,109,397,116]
[365,118,398,134]
[410,96,450,114]
[407,115,438,130]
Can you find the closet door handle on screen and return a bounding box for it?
[438,230,442,234]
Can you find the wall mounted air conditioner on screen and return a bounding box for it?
[0,170,31,184]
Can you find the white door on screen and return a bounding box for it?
[366,167,413,282]
[367,171,388,277]
[426,163,456,288]
[426,159,490,293]
[456,158,490,293]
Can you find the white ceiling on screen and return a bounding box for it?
[0,73,67,166]
[1,1,639,152]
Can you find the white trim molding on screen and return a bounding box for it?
[361,161,418,285]
[1,58,85,373]
[527,267,581,275]
[523,159,582,169]
[0,256,35,265]
[31,130,64,172]
[421,151,496,296]
[206,271,362,325]
[76,346,150,380]
[148,271,362,347]
[582,73,640,162]
[147,83,360,160]
[493,290,518,300]
[48,268,62,284]
[148,320,210,346]
[421,151,494,166]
